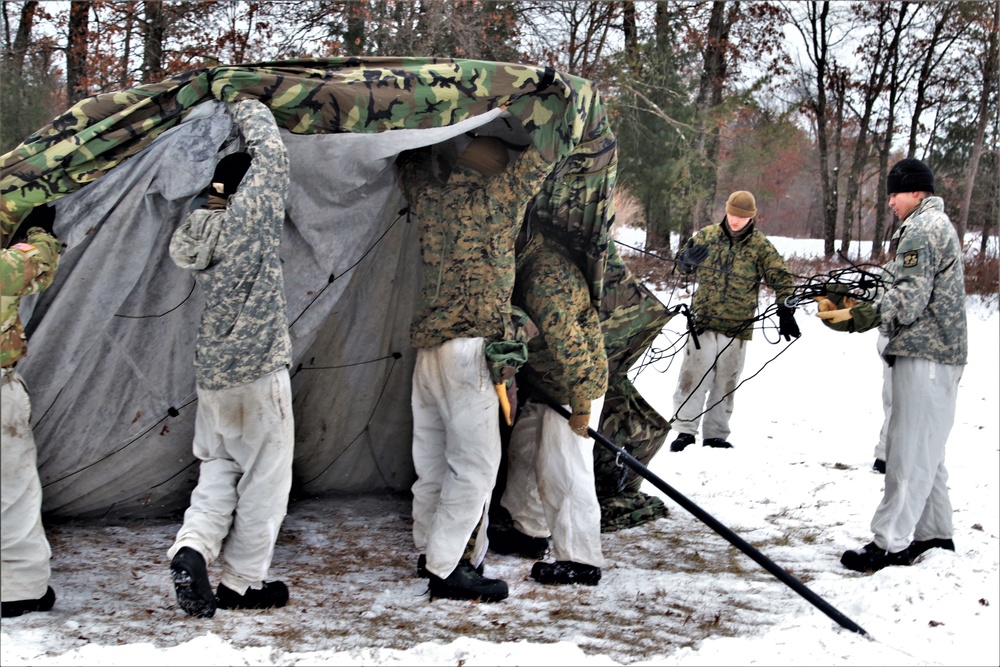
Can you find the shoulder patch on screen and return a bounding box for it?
[12,242,38,257]
[902,250,919,268]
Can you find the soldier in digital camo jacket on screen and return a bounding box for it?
[818,158,968,573]
[166,99,294,618]
[497,230,608,587]
[669,190,799,452]
[398,134,553,603]
[1,205,61,618]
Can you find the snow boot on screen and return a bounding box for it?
[908,538,955,559]
[531,560,601,586]
[670,433,695,452]
[170,547,216,618]
[487,525,549,559]
[417,554,482,578]
[216,581,289,610]
[840,542,911,573]
[428,560,508,602]
[1,586,55,618]
[703,437,733,448]
[873,458,886,474]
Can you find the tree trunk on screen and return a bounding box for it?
[66,0,90,104]
[957,0,999,246]
[4,0,38,76]
[141,0,165,83]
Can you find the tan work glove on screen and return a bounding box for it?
[568,400,591,438]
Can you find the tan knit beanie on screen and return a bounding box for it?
[725,190,757,218]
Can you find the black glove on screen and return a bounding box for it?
[777,304,801,341]
[676,240,708,274]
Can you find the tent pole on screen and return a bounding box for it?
[540,397,870,637]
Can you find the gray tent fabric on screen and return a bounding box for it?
[18,101,512,520]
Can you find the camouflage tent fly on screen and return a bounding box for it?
[0,57,672,521]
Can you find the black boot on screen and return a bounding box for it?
[216,581,289,610]
[1,586,55,618]
[908,538,955,559]
[428,560,508,602]
[840,542,911,573]
[873,458,886,474]
[487,525,549,559]
[703,437,733,448]
[417,554,482,578]
[670,433,695,452]
[531,560,602,586]
[170,547,216,618]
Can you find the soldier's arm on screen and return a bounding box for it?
[1,230,61,298]
[761,241,796,304]
[487,144,552,209]
[227,99,289,232]
[524,261,602,415]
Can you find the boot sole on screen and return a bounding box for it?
[171,567,216,618]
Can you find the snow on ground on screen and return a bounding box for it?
[2,235,997,666]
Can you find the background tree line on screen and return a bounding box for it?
[2,0,997,260]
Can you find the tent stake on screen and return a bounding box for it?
[541,398,870,637]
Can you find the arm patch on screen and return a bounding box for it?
[902,250,919,268]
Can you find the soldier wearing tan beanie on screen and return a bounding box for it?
[669,189,798,452]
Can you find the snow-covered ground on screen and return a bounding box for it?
[2,234,997,666]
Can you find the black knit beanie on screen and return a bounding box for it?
[887,158,934,195]
[211,152,252,197]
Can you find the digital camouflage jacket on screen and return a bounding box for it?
[688,220,795,341]
[515,234,608,415]
[1,229,60,368]
[168,99,291,390]
[879,196,967,366]
[400,146,552,348]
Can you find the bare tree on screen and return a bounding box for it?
[66,0,90,104]
[956,0,999,245]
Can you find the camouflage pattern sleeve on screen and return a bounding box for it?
[226,99,290,244]
[758,237,796,306]
[519,238,608,411]
[1,229,61,367]
[486,145,553,220]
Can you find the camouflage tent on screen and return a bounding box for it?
[0,57,672,521]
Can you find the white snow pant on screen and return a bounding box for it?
[168,368,294,594]
[671,331,747,441]
[1,367,51,602]
[410,338,501,579]
[501,396,605,567]
[870,357,962,554]
[874,334,891,462]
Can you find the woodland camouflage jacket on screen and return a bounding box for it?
[515,234,608,414]
[879,196,967,366]
[1,229,60,368]
[688,220,795,341]
[399,146,552,348]
[168,100,292,390]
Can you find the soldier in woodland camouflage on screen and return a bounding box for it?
[669,190,798,452]
[166,99,293,618]
[817,159,967,573]
[398,132,553,603]
[1,205,61,618]
[494,230,608,586]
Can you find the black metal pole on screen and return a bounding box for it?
[543,399,869,637]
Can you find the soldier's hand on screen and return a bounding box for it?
[817,308,854,324]
[676,240,708,274]
[568,412,590,437]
